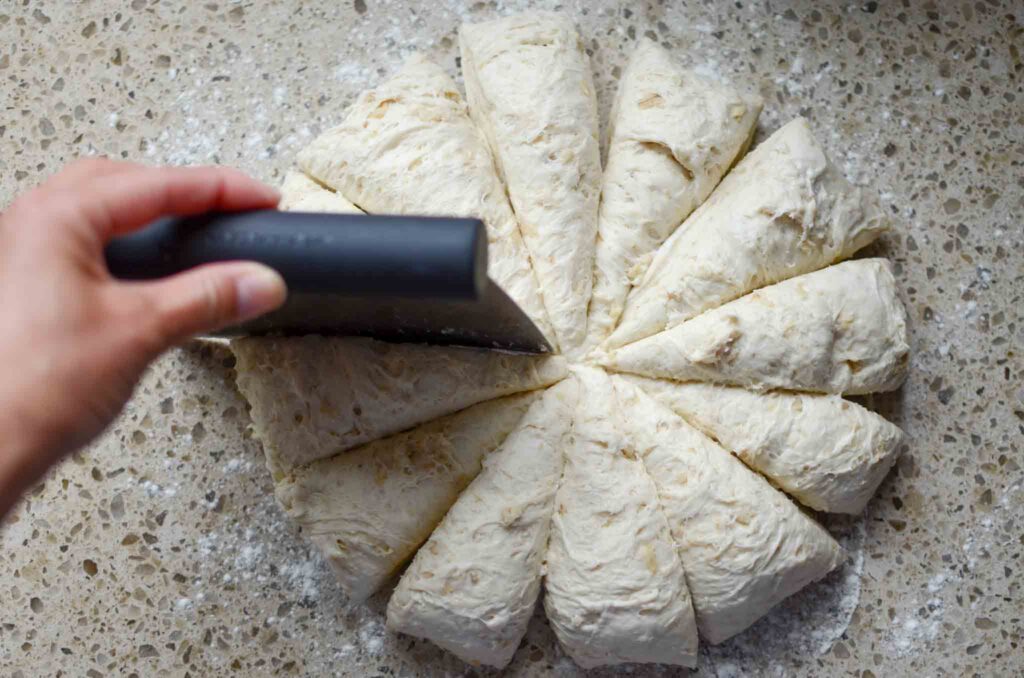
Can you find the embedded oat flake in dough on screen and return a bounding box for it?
[231,335,566,473]
[604,259,909,395]
[387,378,576,669]
[460,13,601,356]
[296,53,552,342]
[606,117,889,349]
[584,38,762,352]
[274,392,538,602]
[543,366,698,669]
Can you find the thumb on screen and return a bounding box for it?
[135,262,287,345]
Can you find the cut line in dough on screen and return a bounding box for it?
[606,117,889,349]
[387,378,576,669]
[278,170,362,214]
[275,392,538,602]
[613,377,844,644]
[460,13,602,356]
[232,335,566,473]
[621,376,904,514]
[544,366,698,668]
[603,259,909,395]
[584,39,762,352]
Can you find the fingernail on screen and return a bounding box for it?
[235,267,287,321]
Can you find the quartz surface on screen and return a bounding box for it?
[1,1,1021,676]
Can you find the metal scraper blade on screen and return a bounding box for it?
[214,279,553,354]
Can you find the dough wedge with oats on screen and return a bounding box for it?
[387,379,576,668]
[274,392,538,602]
[460,13,601,355]
[603,259,909,395]
[613,377,844,643]
[585,39,762,351]
[232,335,566,472]
[622,377,904,514]
[606,117,889,349]
[544,367,698,669]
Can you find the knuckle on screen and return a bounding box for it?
[197,271,234,324]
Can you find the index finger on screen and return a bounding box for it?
[69,165,281,242]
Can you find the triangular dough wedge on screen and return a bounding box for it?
[460,13,601,356]
[603,259,909,395]
[606,117,889,349]
[232,335,567,473]
[278,170,362,214]
[544,367,698,669]
[584,39,762,352]
[274,392,538,602]
[621,377,904,514]
[387,378,576,668]
[296,54,553,343]
[611,377,844,643]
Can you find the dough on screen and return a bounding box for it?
[584,39,762,352]
[621,377,904,514]
[544,366,698,668]
[232,335,566,473]
[612,377,844,643]
[274,392,538,602]
[606,117,889,349]
[387,378,576,668]
[603,259,909,395]
[460,13,601,356]
[297,54,552,342]
[278,170,362,213]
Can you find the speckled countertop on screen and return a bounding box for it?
[1,1,1021,676]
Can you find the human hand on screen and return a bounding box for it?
[0,159,287,516]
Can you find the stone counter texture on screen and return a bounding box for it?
[1,1,1021,676]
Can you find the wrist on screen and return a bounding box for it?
[0,379,54,519]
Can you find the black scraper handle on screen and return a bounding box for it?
[104,210,488,299]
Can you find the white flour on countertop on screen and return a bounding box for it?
[701,516,866,675]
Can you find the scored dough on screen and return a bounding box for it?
[544,366,698,669]
[584,39,762,352]
[296,54,552,342]
[278,170,362,214]
[606,117,889,349]
[603,259,909,395]
[387,378,577,669]
[460,13,601,356]
[621,377,904,514]
[612,377,844,643]
[232,335,566,473]
[274,392,538,602]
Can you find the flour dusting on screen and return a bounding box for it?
[702,516,866,675]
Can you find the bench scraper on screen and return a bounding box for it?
[104,210,553,354]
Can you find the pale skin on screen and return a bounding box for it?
[0,158,288,519]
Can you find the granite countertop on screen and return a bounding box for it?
[1,1,1020,676]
